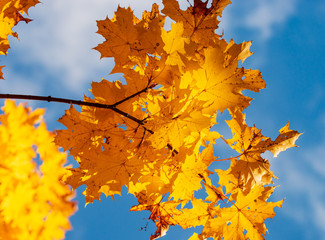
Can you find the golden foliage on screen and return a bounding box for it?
[52,0,302,239]
[54,0,301,239]
[0,100,76,240]
[0,0,39,79]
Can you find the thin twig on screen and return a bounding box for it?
[111,78,155,107]
[0,93,154,133]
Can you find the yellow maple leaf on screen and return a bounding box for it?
[187,42,265,115]
[146,95,211,150]
[161,22,187,67]
[162,0,231,45]
[169,144,215,200]
[0,100,76,240]
[202,186,283,240]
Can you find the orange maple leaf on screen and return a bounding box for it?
[95,4,165,72]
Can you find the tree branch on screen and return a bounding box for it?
[0,93,154,133]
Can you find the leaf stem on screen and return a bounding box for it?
[111,78,155,107]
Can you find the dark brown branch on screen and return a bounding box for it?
[0,94,153,133]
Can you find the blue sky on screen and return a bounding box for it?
[1,0,325,239]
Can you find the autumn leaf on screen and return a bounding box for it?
[226,109,301,158]
[162,0,231,45]
[266,122,302,157]
[0,100,76,240]
[169,144,216,200]
[161,21,187,67]
[95,6,140,67]
[202,186,283,240]
[216,157,275,198]
[187,42,265,115]
[95,4,165,72]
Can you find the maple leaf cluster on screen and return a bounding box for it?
[53,0,301,239]
[0,0,301,239]
[0,0,39,79]
[0,100,76,239]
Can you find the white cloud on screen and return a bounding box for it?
[306,83,325,112]
[313,198,325,236]
[219,0,298,40]
[0,67,42,95]
[272,137,325,238]
[310,145,325,177]
[245,0,296,39]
